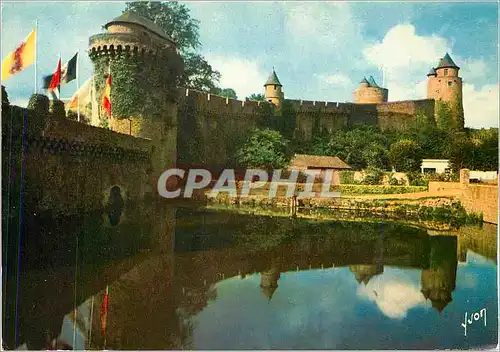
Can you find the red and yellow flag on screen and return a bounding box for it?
[1,27,37,81]
[102,74,111,118]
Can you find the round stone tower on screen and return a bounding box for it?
[89,11,183,182]
[264,69,284,107]
[426,53,464,128]
[354,76,388,104]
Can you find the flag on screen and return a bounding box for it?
[102,74,111,118]
[42,58,61,99]
[61,53,77,85]
[67,76,92,111]
[100,286,109,338]
[1,27,37,81]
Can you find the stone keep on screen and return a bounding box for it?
[89,11,183,180]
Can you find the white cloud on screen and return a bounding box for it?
[463,83,499,128]
[315,73,351,87]
[363,24,449,78]
[459,58,488,82]
[363,24,498,128]
[204,55,268,100]
[358,276,428,319]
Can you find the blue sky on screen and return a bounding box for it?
[1,1,498,128]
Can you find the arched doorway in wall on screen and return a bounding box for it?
[106,185,125,226]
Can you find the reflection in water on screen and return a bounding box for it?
[106,186,124,226]
[1,206,498,350]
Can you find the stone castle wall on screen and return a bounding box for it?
[2,106,153,217]
[176,88,264,168]
[176,91,437,166]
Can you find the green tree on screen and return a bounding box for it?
[471,128,499,170]
[446,134,475,171]
[236,128,290,169]
[247,93,265,101]
[210,87,237,99]
[362,144,390,170]
[125,1,220,91]
[389,139,423,172]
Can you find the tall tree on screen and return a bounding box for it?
[389,139,423,172]
[210,87,237,99]
[236,128,290,169]
[247,93,265,101]
[125,1,221,91]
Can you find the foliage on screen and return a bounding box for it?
[66,110,90,124]
[247,93,265,101]
[361,167,385,185]
[210,87,237,99]
[259,99,296,141]
[339,170,356,184]
[407,171,429,186]
[337,185,427,194]
[93,52,178,121]
[389,139,423,172]
[446,133,475,171]
[27,94,50,118]
[125,1,221,91]
[470,128,499,171]
[49,100,66,119]
[235,128,290,169]
[2,85,9,107]
[362,144,390,170]
[181,52,221,91]
[302,124,389,170]
[436,100,462,131]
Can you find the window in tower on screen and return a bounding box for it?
[444,69,448,76]
[448,81,452,87]
[274,85,277,90]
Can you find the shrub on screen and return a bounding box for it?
[388,177,400,186]
[340,170,356,184]
[389,139,423,172]
[337,185,427,195]
[407,172,428,186]
[362,167,385,185]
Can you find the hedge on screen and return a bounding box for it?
[336,184,427,195]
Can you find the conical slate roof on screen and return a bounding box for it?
[427,67,437,76]
[360,77,369,85]
[264,70,282,86]
[368,76,380,88]
[105,10,175,42]
[436,53,459,69]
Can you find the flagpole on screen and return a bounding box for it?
[77,51,80,122]
[108,62,112,131]
[58,53,61,100]
[34,19,38,94]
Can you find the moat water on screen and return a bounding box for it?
[2,205,498,350]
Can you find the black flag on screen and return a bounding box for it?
[60,53,77,85]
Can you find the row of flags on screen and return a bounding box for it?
[1,24,112,120]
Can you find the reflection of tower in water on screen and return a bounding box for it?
[260,268,280,301]
[349,264,384,285]
[420,236,458,313]
[350,223,385,285]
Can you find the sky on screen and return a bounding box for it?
[1,1,498,128]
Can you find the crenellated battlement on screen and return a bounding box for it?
[177,87,266,116]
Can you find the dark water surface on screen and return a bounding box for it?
[2,205,498,350]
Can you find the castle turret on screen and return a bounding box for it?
[264,69,284,107]
[354,76,388,104]
[427,53,464,128]
[420,236,458,313]
[89,11,183,190]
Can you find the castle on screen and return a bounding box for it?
[85,11,464,171]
